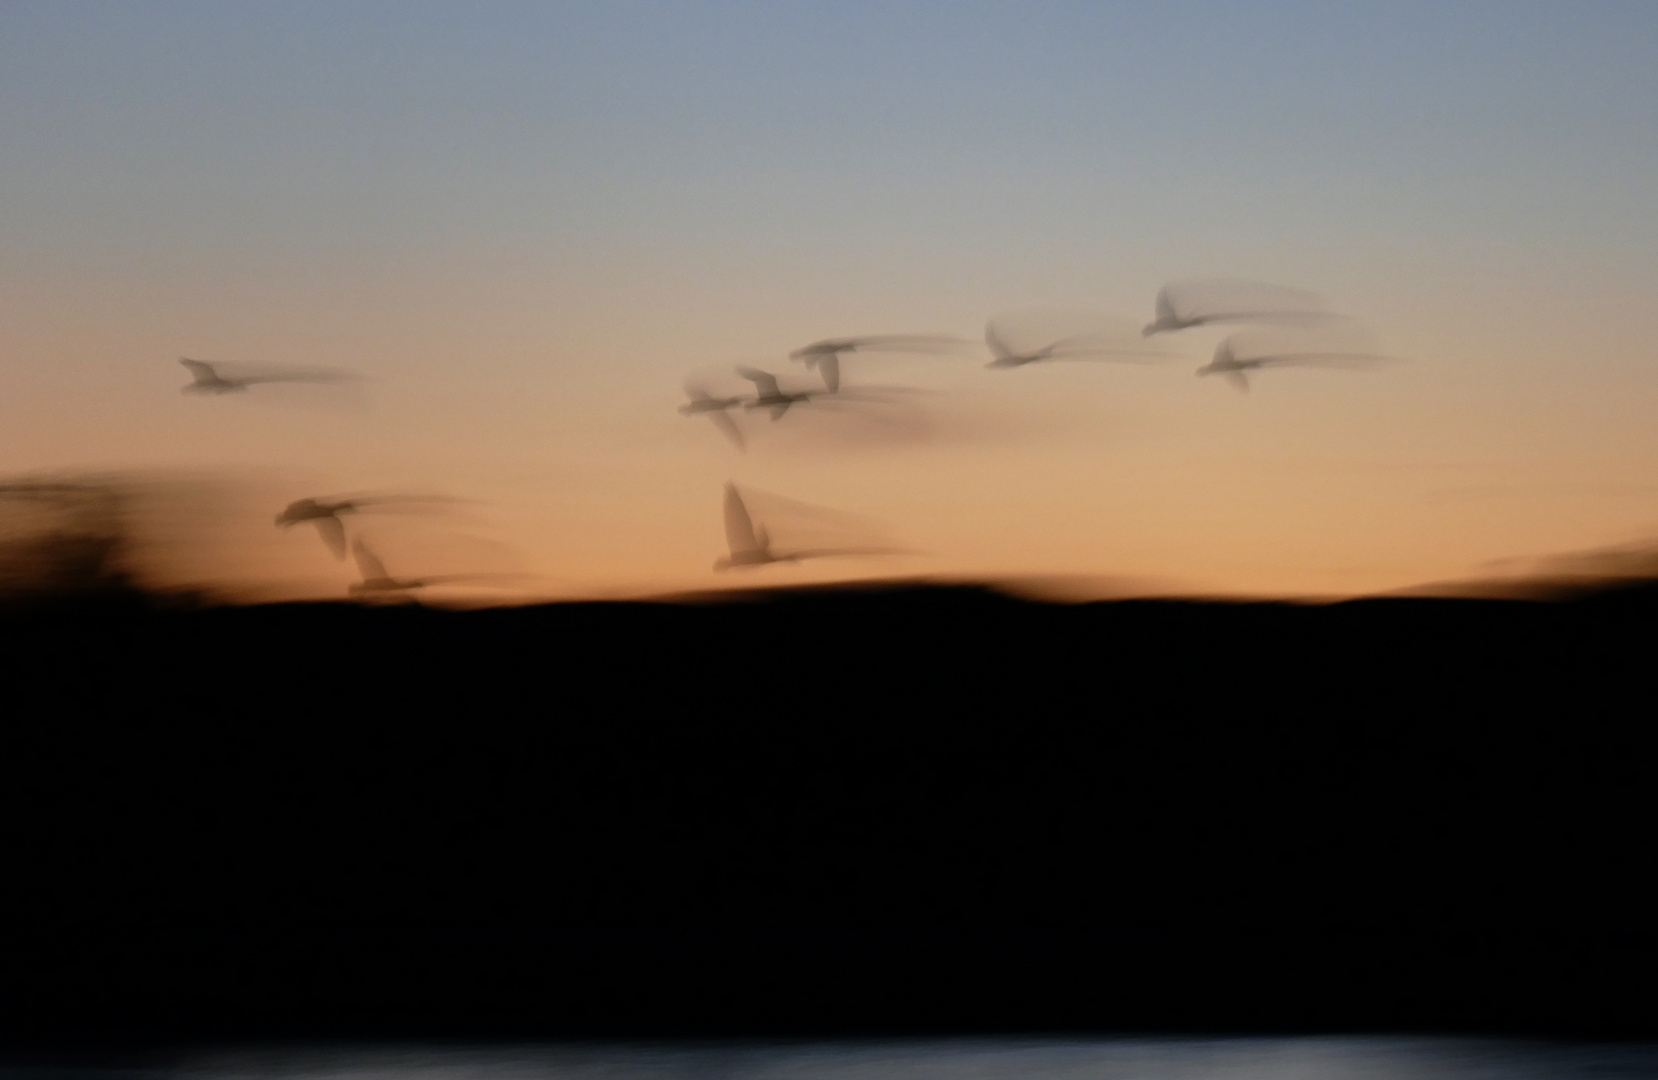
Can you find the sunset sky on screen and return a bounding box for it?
[5,1,1658,600]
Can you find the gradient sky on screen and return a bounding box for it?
[5,1,1658,599]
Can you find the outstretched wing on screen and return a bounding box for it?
[984,323,1018,364]
[818,352,840,393]
[312,515,347,560]
[789,340,839,361]
[352,538,391,582]
[723,483,760,556]
[707,409,746,450]
[735,366,781,398]
[1154,289,1177,325]
[179,358,218,384]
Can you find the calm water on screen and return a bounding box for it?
[9,1040,1658,1080]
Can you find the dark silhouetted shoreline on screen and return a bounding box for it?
[3,583,1654,1046]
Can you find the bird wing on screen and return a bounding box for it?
[1224,370,1251,393]
[818,353,840,393]
[789,340,838,360]
[313,515,347,560]
[179,358,219,384]
[735,366,781,397]
[707,409,746,450]
[1154,289,1177,325]
[984,323,1018,363]
[723,483,760,555]
[1212,339,1237,366]
[352,539,391,581]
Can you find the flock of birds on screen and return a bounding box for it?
[172,277,1399,593]
[682,278,1399,574]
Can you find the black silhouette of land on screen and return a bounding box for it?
[2,580,1654,1048]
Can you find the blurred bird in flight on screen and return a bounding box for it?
[789,335,961,392]
[277,493,468,559]
[715,483,912,571]
[679,382,747,450]
[1142,279,1330,336]
[736,366,819,419]
[1197,335,1397,393]
[179,358,358,394]
[348,537,527,598]
[984,316,1168,369]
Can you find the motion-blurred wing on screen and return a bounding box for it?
[179,358,218,384]
[984,323,1018,364]
[352,539,391,582]
[1224,370,1250,393]
[706,409,746,451]
[818,353,840,393]
[735,366,781,398]
[312,515,347,560]
[1154,288,1177,325]
[790,340,838,361]
[723,483,760,555]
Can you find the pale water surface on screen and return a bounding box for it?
[10,1040,1657,1080]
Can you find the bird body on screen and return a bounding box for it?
[1197,338,1395,392]
[275,498,363,559]
[736,366,816,419]
[347,538,525,597]
[715,483,912,571]
[985,324,1091,368]
[680,383,747,449]
[277,493,465,560]
[180,358,356,394]
[1143,281,1330,336]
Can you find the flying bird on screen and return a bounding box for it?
[984,321,1168,369]
[714,483,911,571]
[736,366,819,419]
[789,335,960,392]
[348,538,526,598]
[679,382,747,450]
[1142,280,1330,336]
[179,358,356,394]
[277,498,355,559]
[276,493,465,559]
[1197,336,1397,393]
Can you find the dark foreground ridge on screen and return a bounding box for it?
[3,581,1655,1046]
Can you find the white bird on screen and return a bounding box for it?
[276,498,355,559]
[1197,337,1397,393]
[1142,280,1330,336]
[789,335,960,392]
[179,358,356,394]
[276,493,465,560]
[348,538,525,598]
[984,320,1167,369]
[679,382,747,450]
[736,366,819,419]
[714,483,910,571]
